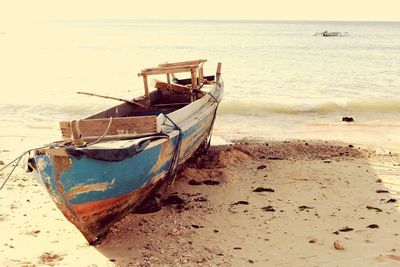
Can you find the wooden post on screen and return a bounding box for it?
[215,62,222,83]
[166,73,171,89]
[191,68,197,89]
[190,68,197,102]
[142,74,149,98]
[199,67,204,83]
[70,120,83,146]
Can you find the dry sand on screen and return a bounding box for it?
[1,140,400,266]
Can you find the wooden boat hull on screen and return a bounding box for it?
[30,83,223,243]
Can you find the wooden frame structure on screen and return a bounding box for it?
[138,59,208,99]
[61,60,221,144]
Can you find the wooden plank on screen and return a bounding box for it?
[59,116,158,139]
[153,103,190,107]
[151,79,190,93]
[216,62,222,83]
[158,59,207,67]
[138,65,198,76]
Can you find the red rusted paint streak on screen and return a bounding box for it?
[71,178,155,217]
[69,175,161,242]
[51,155,94,240]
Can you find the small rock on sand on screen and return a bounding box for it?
[168,229,180,236]
[334,240,344,250]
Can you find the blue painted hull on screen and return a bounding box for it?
[32,103,218,242]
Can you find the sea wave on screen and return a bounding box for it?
[219,99,400,115]
[0,103,107,120]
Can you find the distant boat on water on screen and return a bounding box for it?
[315,31,349,37]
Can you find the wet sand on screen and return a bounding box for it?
[1,140,400,266]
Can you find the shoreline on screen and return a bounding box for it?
[1,140,400,266]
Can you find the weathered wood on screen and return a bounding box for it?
[159,59,207,67]
[191,69,197,89]
[138,65,198,76]
[77,92,146,108]
[173,75,215,86]
[60,116,158,139]
[153,103,190,107]
[151,79,190,93]
[166,73,171,88]
[142,75,149,98]
[199,66,204,83]
[216,62,222,83]
[70,120,83,146]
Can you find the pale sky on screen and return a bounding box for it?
[1,0,400,21]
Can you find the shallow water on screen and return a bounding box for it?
[1,19,400,156]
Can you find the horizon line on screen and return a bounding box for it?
[4,18,400,23]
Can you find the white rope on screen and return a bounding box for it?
[85,117,113,146]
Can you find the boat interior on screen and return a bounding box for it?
[59,59,222,143]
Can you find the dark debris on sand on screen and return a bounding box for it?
[231,201,249,206]
[262,206,275,212]
[253,187,274,193]
[202,180,220,185]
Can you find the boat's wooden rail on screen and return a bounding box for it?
[59,116,160,141]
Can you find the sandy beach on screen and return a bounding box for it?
[1,140,399,266]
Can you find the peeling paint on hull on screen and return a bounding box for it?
[32,104,218,243]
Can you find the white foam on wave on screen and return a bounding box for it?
[219,99,400,115]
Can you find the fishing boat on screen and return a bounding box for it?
[27,59,223,243]
[314,31,349,37]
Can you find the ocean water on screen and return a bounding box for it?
[1,20,400,156]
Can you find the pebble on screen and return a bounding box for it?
[168,229,180,236]
[334,240,344,250]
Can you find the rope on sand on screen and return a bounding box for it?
[0,151,28,192]
[0,145,50,193]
